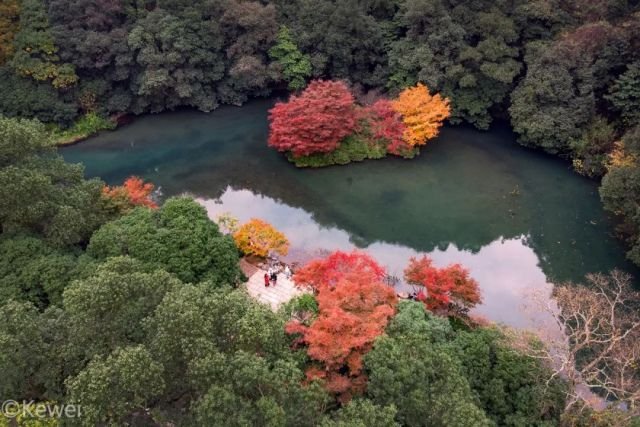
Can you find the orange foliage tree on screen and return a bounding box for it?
[232,218,289,258]
[404,256,481,314]
[287,251,397,403]
[391,83,451,147]
[102,176,157,212]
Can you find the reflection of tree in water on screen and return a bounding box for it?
[65,101,637,287]
[199,165,636,285]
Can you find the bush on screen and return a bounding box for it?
[289,134,387,168]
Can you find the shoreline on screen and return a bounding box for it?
[53,112,132,147]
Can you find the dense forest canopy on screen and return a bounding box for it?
[0,0,636,128]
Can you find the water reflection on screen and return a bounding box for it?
[199,187,555,329]
[62,99,638,328]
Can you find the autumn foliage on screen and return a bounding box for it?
[392,83,451,147]
[365,99,411,156]
[404,256,481,314]
[286,251,397,402]
[268,80,450,165]
[268,80,358,157]
[232,218,289,258]
[293,250,386,291]
[102,176,157,211]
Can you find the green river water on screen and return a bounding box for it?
[62,98,638,328]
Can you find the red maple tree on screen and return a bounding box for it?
[365,99,411,156]
[268,80,358,157]
[293,250,386,292]
[102,176,157,211]
[287,251,397,402]
[404,256,481,314]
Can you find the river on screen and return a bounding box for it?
[62,98,638,328]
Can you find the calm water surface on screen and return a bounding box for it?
[63,99,637,328]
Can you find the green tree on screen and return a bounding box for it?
[47,0,135,115]
[66,345,165,426]
[216,0,280,104]
[87,197,242,285]
[0,235,78,308]
[569,116,616,177]
[128,8,226,113]
[452,327,566,426]
[269,26,312,90]
[320,399,399,427]
[606,61,640,126]
[8,0,77,89]
[279,0,389,87]
[600,126,640,265]
[0,0,19,64]
[0,67,78,124]
[0,116,108,246]
[145,285,290,397]
[388,0,528,129]
[364,302,491,426]
[510,21,632,154]
[0,301,48,400]
[189,351,328,427]
[63,257,182,359]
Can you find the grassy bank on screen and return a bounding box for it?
[52,113,117,146]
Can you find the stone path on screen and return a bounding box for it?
[240,259,308,311]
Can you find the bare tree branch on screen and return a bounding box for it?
[522,271,640,418]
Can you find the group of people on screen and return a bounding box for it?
[263,263,292,287]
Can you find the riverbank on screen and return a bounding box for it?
[52,113,125,146]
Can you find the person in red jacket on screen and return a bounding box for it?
[264,273,270,287]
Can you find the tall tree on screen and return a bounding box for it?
[365,301,492,426]
[404,255,481,314]
[279,0,389,87]
[0,236,78,308]
[47,0,135,114]
[216,0,279,104]
[232,218,289,258]
[128,8,226,112]
[391,83,450,147]
[268,80,358,157]
[600,126,640,264]
[66,345,165,426]
[510,22,630,154]
[269,26,312,91]
[9,0,78,89]
[287,251,397,403]
[606,61,640,126]
[0,0,19,64]
[87,197,242,285]
[63,256,181,360]
[0,301,48,400]
[0,116,109,246]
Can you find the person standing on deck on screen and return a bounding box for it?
[264,273,270,287]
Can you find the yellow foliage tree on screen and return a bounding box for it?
[391,83,451,147]
[233,218,290,258]
[607,140,637,170]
